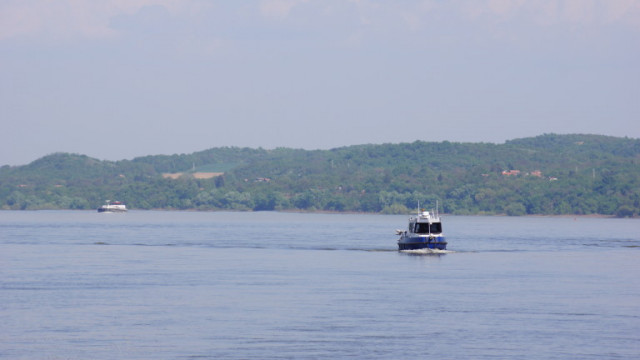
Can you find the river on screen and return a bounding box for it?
[1,211,638,359]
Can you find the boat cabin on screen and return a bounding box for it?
[408,211,442,235]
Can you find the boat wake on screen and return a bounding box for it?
[400,248,454,255]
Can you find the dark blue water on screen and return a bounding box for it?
[1,211,639,359]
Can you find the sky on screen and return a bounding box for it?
[1,0,639,166]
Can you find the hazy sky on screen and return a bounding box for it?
[1,0,639,166]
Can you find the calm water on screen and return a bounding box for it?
[1,211,639,359]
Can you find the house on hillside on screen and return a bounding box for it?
[502,170,521,176]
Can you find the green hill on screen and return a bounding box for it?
[1,134,639,216]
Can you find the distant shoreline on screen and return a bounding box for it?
[0,208,635,219]
[120,208,635,218]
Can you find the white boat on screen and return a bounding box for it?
[396,206,446,250]
[97,200,127,213]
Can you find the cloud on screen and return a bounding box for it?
[603,0,640,25]
[487,0,526,17]
[468,0,640,27]
[0,0,194,41]
[2,0,639,43]
[562,0,596,25]
[0,2,42,40]
[259,0,308,19]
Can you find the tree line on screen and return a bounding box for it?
[1,134,638,217]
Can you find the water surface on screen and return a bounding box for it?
[1,211,639,359]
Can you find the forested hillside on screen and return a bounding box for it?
[1,134,639,216]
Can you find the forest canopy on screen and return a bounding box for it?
[1,134,639,217]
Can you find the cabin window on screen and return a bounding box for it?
[414,223,430,234]
[430,223,442,233]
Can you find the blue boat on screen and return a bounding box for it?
[396,208,446,250]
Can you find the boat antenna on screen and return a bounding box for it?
[436,200,439,218]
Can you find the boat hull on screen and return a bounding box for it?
[97,208,127,213]
[98,201,127,213]
[398,237,447,250]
